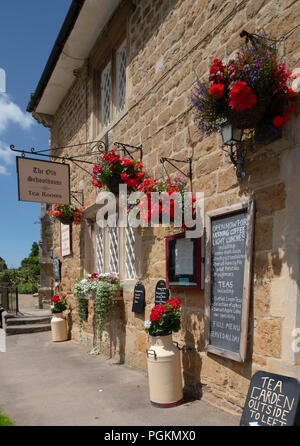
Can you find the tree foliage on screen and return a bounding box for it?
[0,257,7,272]
[0,242,40,293]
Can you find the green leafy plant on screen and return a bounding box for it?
[0,411,14,426]
[94,281,119,342]
[76,297,88,328]
[73,273,121,343]
[18,283,38,294]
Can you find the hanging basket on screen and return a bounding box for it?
[106,173,123,194]
[57,215,74,225]
[227,97,270,129]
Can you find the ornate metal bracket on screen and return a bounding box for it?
[114,142,143,161]
[160,156,193,185]
[71,190,84,207]
[240,29,277,49]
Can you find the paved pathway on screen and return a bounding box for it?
[0,332,240,427]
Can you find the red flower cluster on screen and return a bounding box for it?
[136,177,196,225]
[165,297,181,309]
[209,58,225,83]
[229,80,257,111]
[193,36,297,142]
[209,82,224,99]
[102,150,120,166]
[92,164,103,189]
[273,105,296,128]
[91,150,146,192]
[51,295,66,303]
[51,294,67,314]
[51,295,60,303]
[150,304,167,322]
[273,63,294,93]
[47,204,85,225]
[121,171,145,189]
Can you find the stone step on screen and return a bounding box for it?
[5,316,51,326]
[6,323,51,336]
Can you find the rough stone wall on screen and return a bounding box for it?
[48,0,300,415]
[38,204,54,309]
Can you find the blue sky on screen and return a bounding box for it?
[0,0,72,268]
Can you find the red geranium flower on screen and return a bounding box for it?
[51,295,60,303]
[150,304,167,322]
[287,87,295,99]
[209,82,224,99]
[273,115,285,128]
[165,298,181,309]
[229,80,257,111]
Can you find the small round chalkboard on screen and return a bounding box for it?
[155,280,169,306]
[132,281,146,314]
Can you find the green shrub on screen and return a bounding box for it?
[18,283,38,294]
[0,411,14,426]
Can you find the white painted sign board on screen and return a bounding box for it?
[61,223,72,257]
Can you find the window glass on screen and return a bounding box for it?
[101,62,112,128]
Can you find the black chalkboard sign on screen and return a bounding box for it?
[205,201,255,362]
[53,257,61,281]
[132,281,145,314]
[240,371,300,426]
[155,280,169,306]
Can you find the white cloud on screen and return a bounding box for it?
[0,140,14,165]
[0,93,34,175]
[0,164,9,175]
[0,93,34,133]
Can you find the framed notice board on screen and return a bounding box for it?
[165,232,202,290]
[60,223,72,257]
[204,200,255,362]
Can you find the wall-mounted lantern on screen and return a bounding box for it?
[220,122,245,181]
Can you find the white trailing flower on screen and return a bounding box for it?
[144,320,151,329]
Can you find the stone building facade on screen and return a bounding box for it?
[29,0,300,415]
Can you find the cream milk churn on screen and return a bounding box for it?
[146,333,183,407]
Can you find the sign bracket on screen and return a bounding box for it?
[71,190,84,207]
[160,156,192,187]
[114,142,143,161]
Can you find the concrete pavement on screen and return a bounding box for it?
[0,331,240,426]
